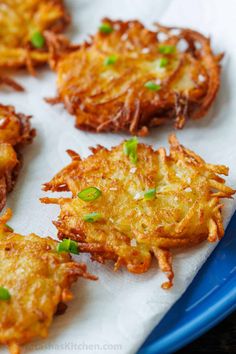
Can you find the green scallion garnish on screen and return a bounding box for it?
[144,81,161,91]
[159,57,169,68]
[5,224,14,232]
[144,188,156,200]
[104,55,118,66]
[0,287,11,301]
[31,31,45,49]
[78,187,102,202]
[123,137,138,164]
[99,23,113,34]
[83,212,102,223]
[57,239,79,255]
[158,44,176,55]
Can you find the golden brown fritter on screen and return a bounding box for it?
[0,209,96,354]
[0,104,35,210]
[0,0,70,74]
[47,19,222,135]
[41,135,235,289]
[0,144,18,213]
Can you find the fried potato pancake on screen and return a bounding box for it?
[0,209,96,354]
[0,0,70,73]
[41,135,235,289]
[47,19,222,135]
[0,104,35,210]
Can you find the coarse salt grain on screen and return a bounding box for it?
[130,167,137,174]
[134,192,142,200]
[130,239,137,247]
[198,74,206,83]
[141,47,150,54]
[121,33,128,41]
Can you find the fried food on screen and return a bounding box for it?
[47,19,222,135]
[0,104,35,210]
[0,208,96,354]
[0,75,24,92]
[0,0,70,74]
[41,135,235,289]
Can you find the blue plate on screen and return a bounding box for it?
[138,211,236,354]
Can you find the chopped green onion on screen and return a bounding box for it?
[159,57,169,68]
[144,81,161,91]
[158,45,176,55]
[123,137,138,164]
[68,240,79,254]
[78,187,102,202]
[57,239,79,255]
[99,23,113,34]
[5,224,14,232]
[144,188,156,200]
[57,239,70,253]
[104,55,118,66]
[83,212,102,223]
[0,287,11,301]
[31,31,45,49]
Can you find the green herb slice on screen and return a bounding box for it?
[159,57,169,68]
[0,287,11,301]
[123,137,138,164]
[158,44,176,55]
[57,239,79,255]
[5,224,14,232]
[104,55,118,66]
[78,187,102,202]
[31,31,45,49]
[144,188,156,200]
[144,81,161,91]
[83,212,102,223]
[99,23,113,34]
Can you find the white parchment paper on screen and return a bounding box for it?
[1,0,236,353]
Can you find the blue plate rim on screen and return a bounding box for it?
[138,207,236,354]
[146,285,236,353]
[138,209,236,354]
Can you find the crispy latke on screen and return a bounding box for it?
[0,104,35,210]
[0,0,70,74]
[0,208,96,354]
[41,135,235,289]
[47,19,222,135]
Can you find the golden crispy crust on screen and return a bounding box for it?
[0,104,35,211]
[0,209,96,354]
[0,0,70,74]
[47,19,222,135]
[41,135,235,289]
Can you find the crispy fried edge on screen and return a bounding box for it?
[45,19,222,135]
[0,209,97,354]
[0,75,24,92]
[41,134,235,289]
[0,0,71,78]
[0,104,36,211]
[155,23,223,122]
